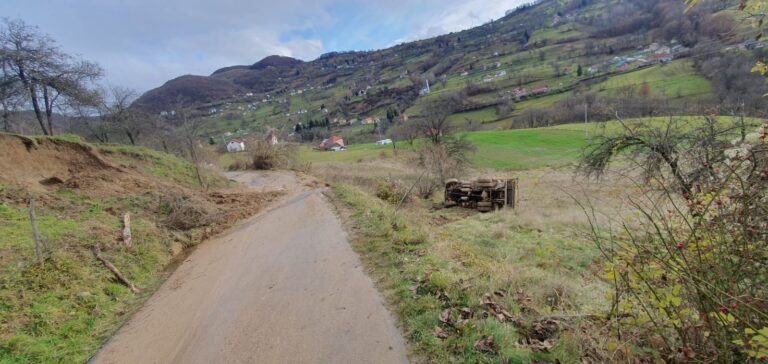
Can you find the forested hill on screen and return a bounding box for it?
[134,0,762,141]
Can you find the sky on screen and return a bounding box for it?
[5,0,528,93]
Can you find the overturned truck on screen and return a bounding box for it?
[444,178,519,212]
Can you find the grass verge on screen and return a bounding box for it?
[331,182,608,363]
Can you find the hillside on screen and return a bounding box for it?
[134,0,756,144]
[133,75,246,113]
[0,134,282,362]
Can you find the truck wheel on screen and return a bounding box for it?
[477,201,492,212]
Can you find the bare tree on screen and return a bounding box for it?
[416,92,464,144]
[0,62,24,132]
[579,116,733,194]
[0,18,102,135]
[418,135,476,188]
[172,102,206,189]
[390,121,420,146]
[100,86,149,145]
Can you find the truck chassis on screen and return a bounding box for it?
[444,178,519,212]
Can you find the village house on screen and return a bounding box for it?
[513,88,528,99]
[482,75,495,83]
[531,85,549,95]
[318,135,345,151]
[226,140,246,153]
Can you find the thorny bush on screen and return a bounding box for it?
[584,124,768,362]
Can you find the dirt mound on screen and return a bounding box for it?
[0,134,284,233]
[0,134,122,191]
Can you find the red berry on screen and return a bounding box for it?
[676,243,684,250]
[719,307,729,314]
[730,303,738,309]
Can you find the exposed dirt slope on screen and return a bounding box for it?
[0,134,120,191]
[0,134,280,224]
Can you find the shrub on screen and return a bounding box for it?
[250,142,296,170]
[375,178,408,205]
[584,124,768,362]
[157,193,216,230]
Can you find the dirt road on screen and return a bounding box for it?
[91,172,408,364]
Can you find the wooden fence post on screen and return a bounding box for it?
[122,213,133,248]
[28,199,44,266]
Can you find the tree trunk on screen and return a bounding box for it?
[43,86,54,135]
[126,131,136,145]
[188,138,205,189]
[28,83,49,135]
[2,108,10,132]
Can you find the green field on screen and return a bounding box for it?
[297,116,762,171]
[595,60,711,98]
[467,127,588,169]
[297,125,591,170]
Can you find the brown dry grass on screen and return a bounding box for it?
[322,158,643,361]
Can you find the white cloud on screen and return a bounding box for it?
[393,0,530,43]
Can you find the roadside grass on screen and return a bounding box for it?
[0,187,174,363]
[331,171,614,363]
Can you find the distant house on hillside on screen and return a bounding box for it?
[376,139,393,145]
[513,88,528,99]
[226,140,246,153]
[482,75,495,83]
[531,85,549,95]
[318,135,345,151]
